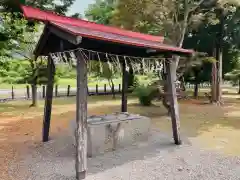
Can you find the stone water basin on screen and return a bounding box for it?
[70,112,151,157]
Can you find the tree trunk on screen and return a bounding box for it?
[193,81,199,99]
[180,76,186,91]
[29,58,38,107]
[109,79,116,99]
[216,8,224,105]
[238,79,240,94]
[30,83,37,107]
[211,61,217,103]
[160,0,189,111]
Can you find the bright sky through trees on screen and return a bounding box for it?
[68,0,95,16]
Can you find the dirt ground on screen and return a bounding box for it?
[1,92,240,180]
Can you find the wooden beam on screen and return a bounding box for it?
[165,58,181,145]
[49,24,82,45]
[75,51,88,180]
[121,60,128,112]
[42,56,55,142]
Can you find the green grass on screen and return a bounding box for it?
[0,75,210,90]
[0,77,124,89]
[0,74,155,90]
[0,83,29,89]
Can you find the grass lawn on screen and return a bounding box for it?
[0,78,122,89]
[58,78,123,88]
[1,91,240,179]
[0,75,159,89]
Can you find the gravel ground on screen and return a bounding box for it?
[9,130,240,180]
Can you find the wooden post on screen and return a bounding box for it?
[211,60,217,103]
[104,84,107,93]
[42,86,46,98]
[42,56,55,142]
[121,60,128,112]
[11,86,14,99]
[119,84,121,93]
[67,85,71,96]
[75,51,87,180]
[96,84,98,95]
[165,58,181,145]
[55,85,58,97]
[26,85,30,99]
[112,84,115,96]
[216,8,224,104]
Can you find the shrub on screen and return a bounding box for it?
[128,76,140,92]
[133,85,155,106]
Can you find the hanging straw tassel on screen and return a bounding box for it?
[69,51,77,66]
[58,52,64,64]
[150,60,155,73]
[159,59,164,72]
[50,53,59,65]
[142,58,148,74]
[130,58,138,73]
[63,52,68,63]
[66,52,72,69]
[136,58,142,74]
[124,56,129,72]
[109,54,117,70]
[116,55,122,73]
[155,60,161,72]
[78,49,88,64]
[97,52,103,74]
[106,53,114,73]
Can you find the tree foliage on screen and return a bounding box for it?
[0,12,27,56]
[1,0,75,15]
[90,60,119,98]
[0,0,76,56]
[85,0,116,24]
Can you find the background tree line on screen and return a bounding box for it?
[86,0,240,103]
[0,0,239,107]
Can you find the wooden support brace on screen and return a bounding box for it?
[75,51,88,180]
[42,56,55,142]
[165,59,181,145]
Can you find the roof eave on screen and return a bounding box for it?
[34,23,83,56]
[34,24,50,57]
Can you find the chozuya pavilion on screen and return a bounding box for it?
[20,5,193,180]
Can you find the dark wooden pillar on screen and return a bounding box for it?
[75,51,87,180]
[121,60,128,112]
[165,58,181,145]
[42,56,55,142]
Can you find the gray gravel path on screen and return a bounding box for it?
[10,130,240,180]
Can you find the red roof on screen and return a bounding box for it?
[20,5,194,55]
[21,5,164,43]
[52,22,193,54]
